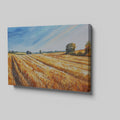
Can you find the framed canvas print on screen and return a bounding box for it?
[8,24,92,92]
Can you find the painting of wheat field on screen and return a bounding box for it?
[8,24,92,92]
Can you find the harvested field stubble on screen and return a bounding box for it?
[8,53,91,92]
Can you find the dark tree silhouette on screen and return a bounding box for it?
[26,51,32,54]
[39,50,42,54]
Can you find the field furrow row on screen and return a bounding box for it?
[18,55,90,91]
[8,55,16,85]
[17,55,65,90]
[8,54,91,92]
[44,54,91,66]
[14,55,47,88]
[30,54,90,80]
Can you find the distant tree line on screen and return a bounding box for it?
[8,50,18,54]
[8,41,91,56]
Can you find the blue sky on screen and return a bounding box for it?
[8,24,89,52]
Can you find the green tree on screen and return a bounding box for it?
[66,43,76,54]
[84,41,91,56]
[85,41,91,48]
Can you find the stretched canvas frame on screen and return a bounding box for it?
[8,24,92,92]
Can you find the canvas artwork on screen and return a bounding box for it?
[8,24,92,92]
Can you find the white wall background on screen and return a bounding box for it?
[0,0,120,120]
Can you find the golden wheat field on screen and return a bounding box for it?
[8,52,91,92]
